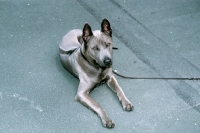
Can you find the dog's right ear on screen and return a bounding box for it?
[82,23,93,44]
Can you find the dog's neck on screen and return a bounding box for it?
[80,48,94,66]
[80,44,99,68]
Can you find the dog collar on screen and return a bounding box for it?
[80,48,99,67]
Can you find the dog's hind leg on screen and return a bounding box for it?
[75,80,115,128]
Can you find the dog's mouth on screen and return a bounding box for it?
[97,58,112,69]
[99,65,111,69]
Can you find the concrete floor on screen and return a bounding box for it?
[0,0,200,132]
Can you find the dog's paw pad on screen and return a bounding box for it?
[102,118,115,128]
[122,101,134,111]
[124,103,134,111]
[105,121,115,128]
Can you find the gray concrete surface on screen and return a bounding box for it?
[0,0,200,132]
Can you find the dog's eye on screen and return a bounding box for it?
[105,43,111,48]
[93,46,99,51]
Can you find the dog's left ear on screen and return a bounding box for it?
[101,19,112,37]
[82,23,93,44]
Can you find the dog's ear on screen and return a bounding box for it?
[82,23,93,44]
[101,18,112,37]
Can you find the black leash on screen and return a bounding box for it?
[112,47,200,80]
[113,71,200,80]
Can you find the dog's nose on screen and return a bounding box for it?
[103,57,112,66]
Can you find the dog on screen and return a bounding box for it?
[59,19,133,128]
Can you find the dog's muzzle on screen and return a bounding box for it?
[103,57,112,67]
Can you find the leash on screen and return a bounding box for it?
[112,47,200,80]
[112,70,200,80]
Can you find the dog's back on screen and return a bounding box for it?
[59,29,83,52]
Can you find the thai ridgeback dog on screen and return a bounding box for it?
[59,19,133,128]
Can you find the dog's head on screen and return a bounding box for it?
[82,19,113,69]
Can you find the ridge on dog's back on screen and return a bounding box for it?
[59,29,82,52]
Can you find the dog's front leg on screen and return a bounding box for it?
[107,76,133,111]
[75,80,115,128]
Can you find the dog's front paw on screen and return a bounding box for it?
[122,99,134,111]
[102,116,115,128]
